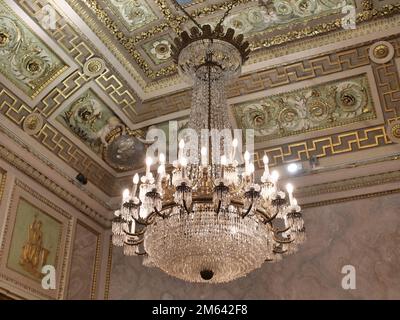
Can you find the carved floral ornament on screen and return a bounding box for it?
[108,0,157,31]
[150,39,172,60]
[23,113,44,136]
[0,15,59,93]
[234,76,374,140]
[83,57,106,78]
[369,41,395,64]
[387,120,400,144]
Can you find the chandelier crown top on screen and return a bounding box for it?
[171,24,251,64]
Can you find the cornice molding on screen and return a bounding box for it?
[302,188,400,209]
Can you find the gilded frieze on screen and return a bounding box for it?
[56,89,123,154]
[104,0,158,32]
[233,74,376,142]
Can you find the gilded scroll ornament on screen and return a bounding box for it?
[233,75,375,142]
[0,3,66,98]
[83,57,106,77]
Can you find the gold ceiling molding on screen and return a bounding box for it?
[302,188,400,209]
[251,3,400,50]
[298,169,400,198]
[248,13,400,66]
[14,0,139,123]
[232,73,377,143]
[62,0,148,87]
[252,125,391,169]
[0,131,112,227]
[65,0,400,84]
[67,0,176,79]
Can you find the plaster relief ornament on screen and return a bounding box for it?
[61,92,122,153]
[109,0,157,31]
[0,16,21,55]
[369,41,395,64]
[83,57,106,78]
[234,76,373,141]
[150,40,172,60]
[387,120,400,144]
[252,0,353,33]
[0,12,65,97]
[23,113,44,136]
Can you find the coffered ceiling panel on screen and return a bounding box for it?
[232,73,376,143]
[0,1,67,98]
[55,89,123,155]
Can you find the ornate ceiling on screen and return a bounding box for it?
[0,0,399,208]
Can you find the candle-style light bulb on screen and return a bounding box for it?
[270,170,280,194]
[221,155,227,166]
[244,151,250,162]
[159,153,166,164]
[248,163,255,182]
[271,170,279,183]
[231,139,238,163]
[146,157,153,177]
[248,163,255,174]
[181,157,187,167]
[201,146,207,167]
[244,151,250,173]
[122,189,130,202]
[157,164,165,176]
[181,156,188,178]
[179,139,185,150]
[179,139,185,160]
[286,183,294,206]
[262,154,270,175]
[131,173,140,197]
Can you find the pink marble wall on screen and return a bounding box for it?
[109,193,400,300]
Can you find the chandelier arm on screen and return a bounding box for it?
[262,210,279,224]
[124,229,146,237]
[125,238,145,246]
[274,226,291,234]
[134,250,148,256]
[172,0,202,30]
[273,236,295,244]
[183,199,192,215]
[131,216,152,226]
[215,200,222,215]
[154,207,167,219]
[241,203,253,219]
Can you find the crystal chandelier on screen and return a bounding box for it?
[112,5,306,284]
